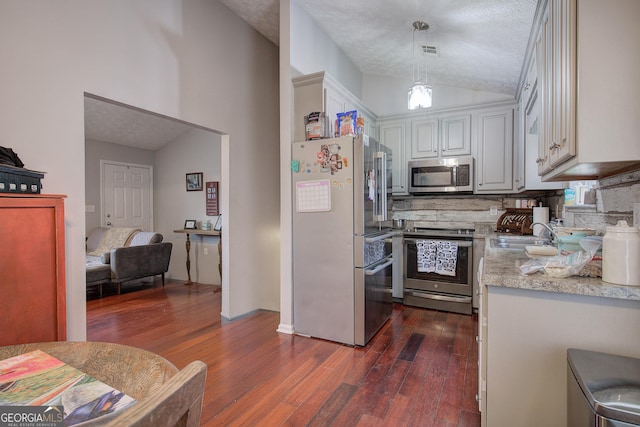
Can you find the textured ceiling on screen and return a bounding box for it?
[85,0,537,150]
[84,96,196,150]
[221,0,538,95]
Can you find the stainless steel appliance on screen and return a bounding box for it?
[408,156,474,194]
[292,135,393,346]
[403,228,473,315]
[568,348,640,426]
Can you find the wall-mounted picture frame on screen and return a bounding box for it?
[186,172,203,191]
[214,215,222,231]
[184,219,197,230]
[205,181,219,216]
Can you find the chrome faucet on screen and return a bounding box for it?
[531,222,557,243]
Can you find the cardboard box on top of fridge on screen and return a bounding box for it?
[337,110,357,137]
[304,112,327,140]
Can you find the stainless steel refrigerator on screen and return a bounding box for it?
[292,135,394,346]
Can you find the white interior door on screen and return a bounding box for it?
[102,161,152,230]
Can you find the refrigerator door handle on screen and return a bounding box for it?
[373,151,387,221]
[365,257,394,275]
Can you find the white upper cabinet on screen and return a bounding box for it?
[537,0,576,175]
[292,72,377,142]
[534,0,640,181]
[514,99,525,191]
[379,121,407,194]
[410,114,471,159]
[381,102,513,195]
[440,114,471,157]
[411,117,439,158]
[474,107,514,193]
[515,46,565,191]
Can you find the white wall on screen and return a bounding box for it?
[290,0,363,99]
[1,0,280,340]
[363,74,514,117]
[156,127,222,285]
[85,139,157,234]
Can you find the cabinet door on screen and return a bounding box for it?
[440,114,471,157]
[379,122,407,194]
[524,92,565,190]
[526,50,538,99]
[411,118,438,158]
[0,195,66,345]
[549,0,576,167]
[324,87,346,136]
[363,112,377,139]
[514,97,525,191]
[475,109,514,193]
[536,6,553,175]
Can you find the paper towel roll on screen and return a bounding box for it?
[533,207,550,237]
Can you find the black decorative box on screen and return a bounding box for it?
[0,164,45,194]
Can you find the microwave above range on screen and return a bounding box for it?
[408,156,474,194]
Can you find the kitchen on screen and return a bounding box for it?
[1,0,637,424]
[277,0,640,425]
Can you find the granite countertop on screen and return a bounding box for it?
[482,235,640,301]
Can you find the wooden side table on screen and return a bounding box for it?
[173,229,221,285]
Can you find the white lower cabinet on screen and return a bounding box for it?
[474,108,514,193]
[484,285,640,427]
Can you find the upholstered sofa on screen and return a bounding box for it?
[86,227,172,297]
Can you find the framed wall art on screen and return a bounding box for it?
[206,181,219,216]
[186,172,203,191]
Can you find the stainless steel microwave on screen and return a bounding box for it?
[408,156,474,193]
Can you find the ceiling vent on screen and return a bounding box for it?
[422,44,438,56]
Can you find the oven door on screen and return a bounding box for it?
[404,238,473,296]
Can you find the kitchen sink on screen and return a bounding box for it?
[490,235,550,249]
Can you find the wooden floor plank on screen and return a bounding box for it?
[86,282,480,426]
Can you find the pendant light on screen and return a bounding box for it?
[408,21,432,110]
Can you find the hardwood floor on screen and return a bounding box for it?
[87,281,480,426]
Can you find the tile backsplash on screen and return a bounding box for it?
[392,168,640,234]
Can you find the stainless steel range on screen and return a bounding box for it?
[403,228,473,315]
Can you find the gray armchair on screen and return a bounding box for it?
[86,228,173,296]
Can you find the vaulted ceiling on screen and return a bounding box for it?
[85,0,538,149]
[221,0,538,95]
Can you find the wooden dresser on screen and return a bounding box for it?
[0,194,66,345]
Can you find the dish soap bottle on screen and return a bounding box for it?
[602,220,640,285]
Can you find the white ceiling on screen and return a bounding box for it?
[84,96,198,150]
[221,0,538,95]
[85,0,538,149]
